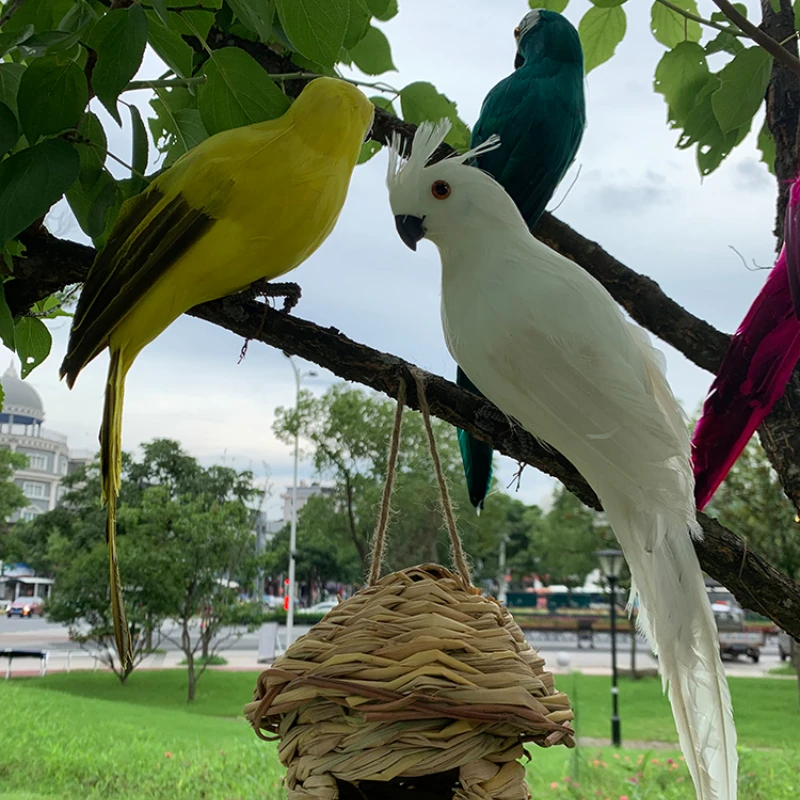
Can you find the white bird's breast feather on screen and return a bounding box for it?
[440,241,688,504]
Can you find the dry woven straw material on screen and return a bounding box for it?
[244,563,575,800]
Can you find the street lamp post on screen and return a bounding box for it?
[595,547,625,748]
[497,535,509,604]
[285,354,317,650]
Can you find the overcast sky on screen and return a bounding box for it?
[31,0,775,519]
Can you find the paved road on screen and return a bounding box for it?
[0,615,786,678]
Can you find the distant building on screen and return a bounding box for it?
[0,364,77,521]
[280,481,335,522]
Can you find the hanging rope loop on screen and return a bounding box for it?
[367,377,407,586]
[410,367,471,587]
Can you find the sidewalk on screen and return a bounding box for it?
[3,645,792,680]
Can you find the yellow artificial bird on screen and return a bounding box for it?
[59,77,374,668]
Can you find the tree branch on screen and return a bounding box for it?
[712,0,800,76]
[11,232,800,638]
[655,0,745,36]
[0,0,25,28]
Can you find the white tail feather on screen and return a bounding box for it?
[600,328,737,800]
[604,496,737,800]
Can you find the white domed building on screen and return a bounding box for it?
[0,365,73,521]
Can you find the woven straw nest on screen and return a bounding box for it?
[244,564,574,800]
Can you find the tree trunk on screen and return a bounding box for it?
[187,656,197,702]
[181,616,196,702]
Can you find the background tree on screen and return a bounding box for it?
[531,487,611,595]
[0,447,36,556]
[1,0,800,635]
[19,439,262,697]
[272,383,525,585]
[707,437,800,699]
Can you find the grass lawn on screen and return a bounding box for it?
[0,670,798,799]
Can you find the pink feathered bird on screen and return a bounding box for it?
[692,176,800,509]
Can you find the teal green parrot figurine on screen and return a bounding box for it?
[456,8,586,510]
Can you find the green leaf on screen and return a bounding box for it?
[76,111,107,190]
[0,64,26,117]
[0,283,16,352]
[275,0,350,66]
[578,6,626,73]
[344,0,371,49]
[150,88,209,166]
[57,1,99,34]
[357,139,382,164]
[366,0,396,19]
[16,29,83,58]
[0,138,80,247]
[697,117,750,176]
[757,118,776,176]
[227,0,275,41]
[17,57,88,144]
[15,317,52,379]
[151,0,170,27]
[130,105,149,192]
[0,102,19,158]
[677,77,719,148]
[199,47,290,135]
[168,9,216,39]
[653,42,710,126]
[531,0,569,11]
[66,169,119,242]
[400,82,471,152]
[650,0,702,48]
[87,5,148,124]
[771,0,781,12]
[705,30,743,56]
[590,0,626,8]
[146,12,194,78]
[31,294,72,319]
[1,0,73,33]
[0,26,34,58]
[675,76,747,176]
[351,25,395,74]
[711,46,772,134]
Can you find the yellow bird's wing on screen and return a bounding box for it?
[60,163,235,386]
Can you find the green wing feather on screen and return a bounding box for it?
[456,366,494,511]
[60,186,214,385]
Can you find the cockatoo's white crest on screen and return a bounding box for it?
[386,119,500,194]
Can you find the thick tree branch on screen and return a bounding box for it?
[760,0,800,241]
[755,0,800,508]
[11,232,800,638]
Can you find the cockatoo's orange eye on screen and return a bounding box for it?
[514,26,521,39]
[431,180,451,199]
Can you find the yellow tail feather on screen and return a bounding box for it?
[102,349,133,669]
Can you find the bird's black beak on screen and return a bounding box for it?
[514,52,524,69]
[394,215,425,251]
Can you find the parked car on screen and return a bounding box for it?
[262,594,283,610]
[779,630,793,662]
[303,600,339,615]
[6,596,44,618]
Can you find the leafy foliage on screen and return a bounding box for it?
[708,438,800,584]
[21,439,261,694]
[271,383,526,589]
